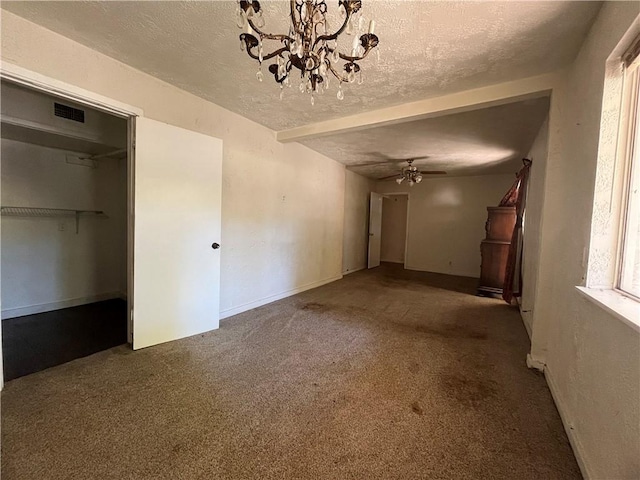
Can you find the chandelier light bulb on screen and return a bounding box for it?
[236,10,245,29]
[408,180,415,187]
[416,175,423,183]
[396,178,403,185]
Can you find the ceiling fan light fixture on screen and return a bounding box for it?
[396,177,404,185]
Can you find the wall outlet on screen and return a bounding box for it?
[58,222,66,231]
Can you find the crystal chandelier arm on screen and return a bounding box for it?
[337,33,379,62]
[327,61,349,83]
[312,13,350,49]
[247,17,293,42]
[243,38,290,62]
[289,0,299,33]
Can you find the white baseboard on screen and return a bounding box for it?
[2,292,125,319]
[544,365,593,479]
[404,264,479,279]
[220,275,343,320]
[526,353,546,371]
[521,312,533,339]
[342,266,366,275]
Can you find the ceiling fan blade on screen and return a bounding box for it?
[348,156,431,169]
[349,160,405,168]
[420,171,447,175]
[378,174,401,180]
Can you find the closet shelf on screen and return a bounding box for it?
[1,206,108,234]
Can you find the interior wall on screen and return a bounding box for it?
[377,174,515,278]
[1,139,127,318]
[342,170,374,274]
[529,3,640,478]
[380,195,407,264]
[519,117,549,337]
[0,11,346,320]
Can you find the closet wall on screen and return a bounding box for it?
[1,140,127,319]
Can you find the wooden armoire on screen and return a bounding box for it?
[478,206,517,296]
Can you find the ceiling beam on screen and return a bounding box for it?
[276,71,561,143]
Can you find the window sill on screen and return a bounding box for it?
[575,286,640,333]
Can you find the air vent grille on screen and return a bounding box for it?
[54,102,85,123]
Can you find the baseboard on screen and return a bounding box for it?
[526,353,546,371]
[544,365,593,479]
[342,266,365,275]
[520,312,533,339]
[2,292,124,320]
[404,264,479,279]
[220,275,343,320]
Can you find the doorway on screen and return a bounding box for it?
[1,80,129,380]
[380,194,409,265]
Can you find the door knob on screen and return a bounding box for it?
[212,242,220,249]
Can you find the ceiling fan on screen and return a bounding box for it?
[378,159,447,186]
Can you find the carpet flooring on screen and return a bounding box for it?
[1,264,581,479]
[2,299,128,381]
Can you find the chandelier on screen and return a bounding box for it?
[395,160,423,186]
[236,0,379,103]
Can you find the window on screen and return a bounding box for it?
[618,39,640,299]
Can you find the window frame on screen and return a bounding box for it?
[615,43,640,301]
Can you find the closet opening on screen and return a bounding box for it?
[1,80,131,381]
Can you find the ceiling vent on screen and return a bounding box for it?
[54,102,85,123]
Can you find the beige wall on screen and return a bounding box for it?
[380,195,408,264]
[377,174,514,278]
[342,170,374,274]
[520,117,549,337]
[529,3,640,478]
[0,11,346,320]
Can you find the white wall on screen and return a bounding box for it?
[377,174,515,278]
[528,3,640,478]
[519,118,549,337]
[380,195,407,264]
[1,139,127,317]
[0,11,346,320]
[342,170,374,274]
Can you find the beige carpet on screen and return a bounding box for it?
[1,264,581,479]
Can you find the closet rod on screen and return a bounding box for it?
[1,206,108,234]
[80,148,127,161]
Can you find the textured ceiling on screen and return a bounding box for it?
[301,97,550,178]
[2,1,600,132]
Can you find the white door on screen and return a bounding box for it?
[368,192,383,269]
[132,117,222,349]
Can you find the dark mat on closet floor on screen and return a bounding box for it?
[2,299,127,381]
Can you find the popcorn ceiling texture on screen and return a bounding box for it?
[301,97,550,178]
[2,1,601,132]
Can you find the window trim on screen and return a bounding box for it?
[615,46,640,300]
